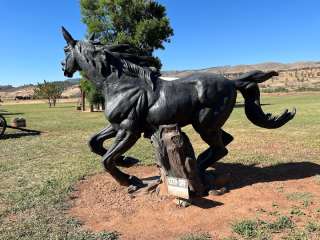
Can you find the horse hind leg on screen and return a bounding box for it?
[193,94,235,173]
[196,129,233,173]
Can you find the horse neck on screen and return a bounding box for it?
[104,71,153,99]
[77,52,153,94]
[77,54,106,86]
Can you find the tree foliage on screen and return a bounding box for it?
[79,78,94,94]
[80,78,105,106]
[33,81,64,107]
[80,0,173,69]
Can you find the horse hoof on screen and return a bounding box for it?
[128,185,139,194]
[127,176,146,194]
[209,187,228,196]
[128,175,145,188]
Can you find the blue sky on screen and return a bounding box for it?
[1,0,320,86]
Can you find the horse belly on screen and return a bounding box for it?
[146,87,196,126]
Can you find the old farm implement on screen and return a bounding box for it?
[0,114,40,138]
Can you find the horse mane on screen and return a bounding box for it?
[79,41,160,90]
[103,45,160,90]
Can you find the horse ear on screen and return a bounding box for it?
[62,26,76,47]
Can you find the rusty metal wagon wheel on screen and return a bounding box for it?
[0,115,7,138]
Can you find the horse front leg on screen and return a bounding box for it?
[102,129,143,188]
[88,124,116,156]
[88,124,139,167]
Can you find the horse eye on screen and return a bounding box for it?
[64,46,69,53]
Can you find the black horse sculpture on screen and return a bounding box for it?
[61,27,296,189]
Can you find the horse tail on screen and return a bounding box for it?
[234,70,296,129]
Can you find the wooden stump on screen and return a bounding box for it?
[12,118,26,128]
[151,124,206,198]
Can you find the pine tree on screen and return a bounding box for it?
[80,0,173,69]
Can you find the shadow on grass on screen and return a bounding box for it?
[1,130,41,140]
[54,105,75,109]
[0,112,24,116]
[214,161,320,190]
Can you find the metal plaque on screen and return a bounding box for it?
[167,176,189,199]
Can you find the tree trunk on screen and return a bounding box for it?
[151,124,206,198]
[90,104,94,112]
[81,90,86,112]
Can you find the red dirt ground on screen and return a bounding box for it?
[68,164,320,240]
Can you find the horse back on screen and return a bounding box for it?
[146,73,236,127]
[159,72,236,107]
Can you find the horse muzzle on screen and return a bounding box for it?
[64,71,74,78]
[61,62,73,77]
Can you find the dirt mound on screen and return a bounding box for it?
[69,165,320,240]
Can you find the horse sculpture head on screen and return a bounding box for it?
[61,27,82,78]
[61,26,113,80]
[61,27,160,89]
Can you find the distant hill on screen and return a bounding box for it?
[63,78,80,85]
[162,61,320,77]
[0,78,81,100]
[162,61,320,92]
[1,62,320,100]
[0,85,14,91]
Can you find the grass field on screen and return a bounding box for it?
[0,93,319,239]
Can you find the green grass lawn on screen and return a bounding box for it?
[0,93,319,240]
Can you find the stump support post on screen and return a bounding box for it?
[151,124,206,198]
